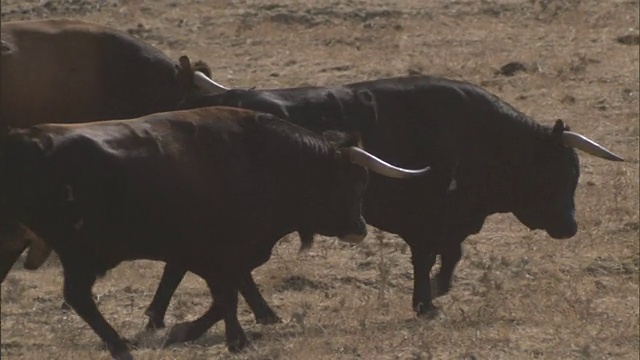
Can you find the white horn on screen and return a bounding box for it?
[562,131,624,162]
[344,147,431,179]
[193,71,229,94]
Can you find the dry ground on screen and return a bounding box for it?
[1,0,639,359]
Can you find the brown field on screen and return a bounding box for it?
[1,0,638,359]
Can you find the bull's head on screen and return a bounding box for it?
[513,120,623,239]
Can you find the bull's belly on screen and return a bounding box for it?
[363,182,445,238]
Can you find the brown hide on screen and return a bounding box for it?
[0,18,188,128]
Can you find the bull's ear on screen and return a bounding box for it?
[175,55,195,89]
[323,130,359,149]
[353,89,378,135]
[553,119,570,134]
[179,55,193,72]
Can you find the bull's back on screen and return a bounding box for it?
[33,108,275,251]
[39,107,258,195]
[1,19,179,128]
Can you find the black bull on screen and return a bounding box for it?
[141,75,623,327]
[0,106,431,359]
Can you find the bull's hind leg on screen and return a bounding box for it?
[433,237,463,298]
[146,264,280,328]
[239,273,281,324]
[62,262,133,360]
[165,278,247,352]
[145,263,187,329]
[220,288,247,352]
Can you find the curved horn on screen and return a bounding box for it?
[344,147,431,179]
[193,71,229,94]
[562,131,624,162]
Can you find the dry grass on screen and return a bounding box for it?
[1,0,639,359]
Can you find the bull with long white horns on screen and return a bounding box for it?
[139,69,625,327]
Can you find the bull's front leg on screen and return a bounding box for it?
[239,273,281,324]
[407,242,438,318]
[62,262,133,360]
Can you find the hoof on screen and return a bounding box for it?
[145,318,166,330]
[144,310,166,330]
[165,322,190,346]
[165,322,203,346]
[123,337,138,348]
[226,335,248,353]
[103,338,137,351]
[415,303,438,319]
[112,350,134,360]
[145,319,166,330]
[255,314,282,325]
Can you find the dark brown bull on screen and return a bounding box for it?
[0,106,430,359]
[142,73,623,327]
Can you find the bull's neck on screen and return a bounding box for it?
[277,152,337,231]
[467,115,549,215]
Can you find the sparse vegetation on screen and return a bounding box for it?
[2,0,638,359]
